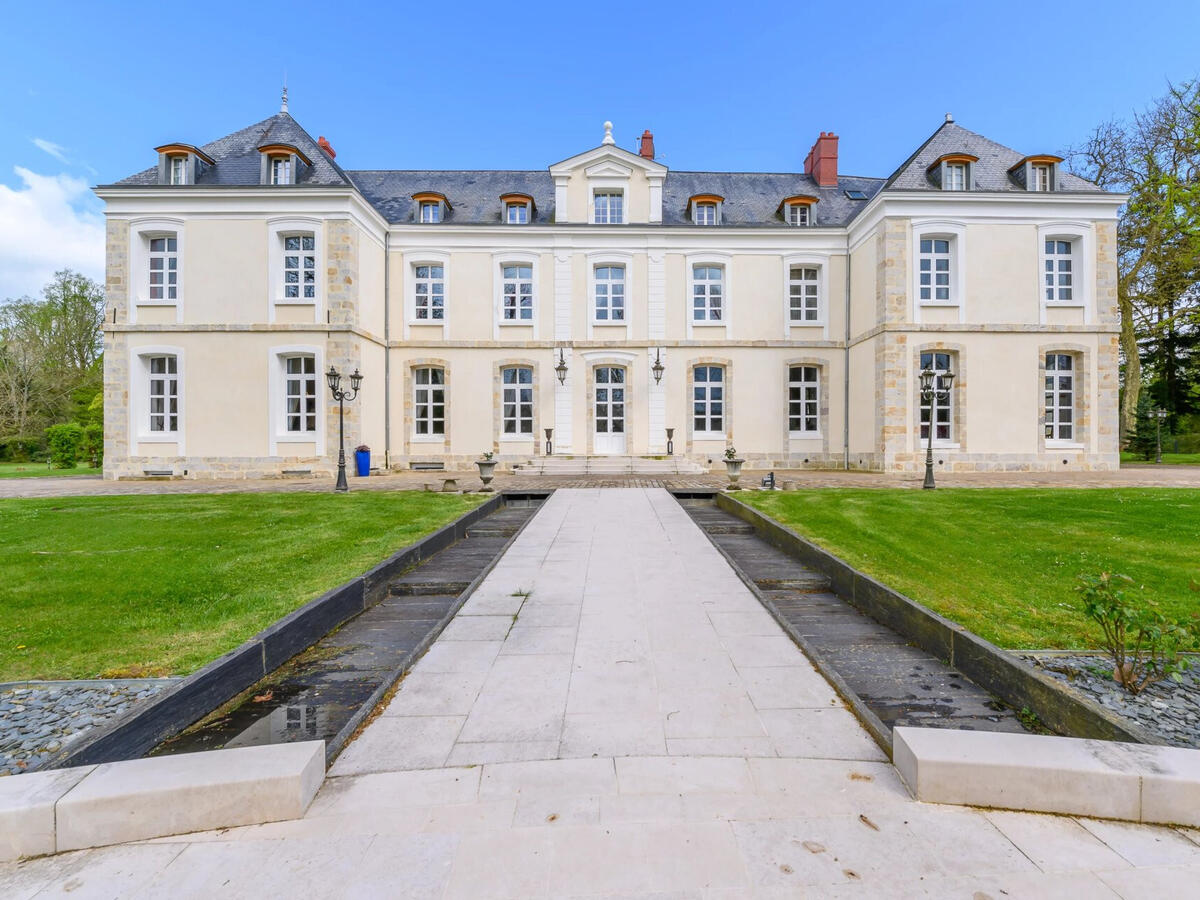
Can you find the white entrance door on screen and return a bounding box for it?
[593,366,627,454]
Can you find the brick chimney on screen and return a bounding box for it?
[638,130,655,160]
[317,136,336,159]
[804,132,838,187]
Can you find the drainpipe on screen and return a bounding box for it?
[383,230,391,469]
[843,231,851,470]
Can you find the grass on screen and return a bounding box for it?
[1121,451,1200,465]
[0,491,483,681]
[0,462,96,479]
[740,488,1200,651]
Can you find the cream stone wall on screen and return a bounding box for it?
[564,167,653,223]
[183,220,267,325]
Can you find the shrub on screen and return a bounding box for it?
[1076,571,1200,694]
[45,423,85,469]
[82,424,104,467]
[0,434,45,462]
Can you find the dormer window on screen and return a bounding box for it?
[1010,156,1062,192]
[927,154,978,192]
[695,203,717,225]
[777,196,818,227]
[412,192,449,225]
[169,156,186,185]
[594,191,623,224]
[687,194,723,226]
[257,143,310,186]
[154,143,214,186]
[500,193,534,225]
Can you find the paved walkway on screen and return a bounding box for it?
[3,464,1200,498]
[3,489,1199,897]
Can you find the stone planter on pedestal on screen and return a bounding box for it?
[724,458,745,490]
[475,459,497,492]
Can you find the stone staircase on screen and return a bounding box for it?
[517,455,708,476]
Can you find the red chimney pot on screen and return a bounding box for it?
[318,136,336,159]
[804,132,839,187]
[638,130,655,160]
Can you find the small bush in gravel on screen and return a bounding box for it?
[1076,571,1200,694]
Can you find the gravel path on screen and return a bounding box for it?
[0,680,176,775]
[1024,653,1200,748]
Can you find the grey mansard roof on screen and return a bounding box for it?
[884,120,1102,193]
[105,112,1107,223]
[115,112,353,188]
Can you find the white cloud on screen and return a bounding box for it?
[0,167,105,300]
[32,138,69,164]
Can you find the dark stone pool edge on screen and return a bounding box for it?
[711,492,1163,753]
[47,493,515,770]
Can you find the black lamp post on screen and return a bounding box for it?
[326,365,363,493]
[1154,408,1168,464]
[918,366,954,490]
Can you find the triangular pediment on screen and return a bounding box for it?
[548,144,667,177]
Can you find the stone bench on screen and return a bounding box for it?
[894,726,1200,827]
[0,740,324,860]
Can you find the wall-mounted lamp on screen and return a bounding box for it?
[555,348,568,385]
[652,348,664,385]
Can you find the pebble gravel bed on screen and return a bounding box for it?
[1023,653,1200,748]
[0,680,176,776]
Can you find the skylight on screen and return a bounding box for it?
[844,189,868,201]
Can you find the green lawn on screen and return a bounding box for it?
[0,462,96,479]
[1121,451,1200,466]
[0,491,483,681]
[741,488,1200,650]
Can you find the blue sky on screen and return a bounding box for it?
[2,0,1198,297]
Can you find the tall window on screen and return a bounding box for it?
[506,202,529,224]
[788,267,820,322]
[501,367,533,436]
[270,157,291,185]
[148,236,178,301]
[594,191,623,224]
[594,266,625,322]
[1045,354,1075,441]
[692,265,724,322]
[414,264,445,319]
[283,235,316,300]
[694,202,717,225]
[1031,164,1051,192]
[919,351,953,442]
[414,367,445,436]
[944,163,967,191]
[147,356,179,433]
[918,239,952,302]
[1044,240,1074,302]
[501,264,534,321]
[169,156,186,185]
[788,366,819,434]
[284,355,317,434]
[693,366,724,434]
[419,201,441,224]
[787,204,810,226]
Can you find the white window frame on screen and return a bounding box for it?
[786,203,811,226]
[585,251,634,338]
[412,261,447,323]
[130,346,185,454]
[592,264,627,323]
[492,252,539,337]
[267,218,324,322]
[169,155,187,185]
[591,188,625,224]
[1031,164,1052,192]
[419,200,442,224]
[129,218,185,324]
[1037,223,1092,321]
[693,202,718,226]
[943,162,968,191]
[919,350,956,447]
[500,366,534,438]
[911,221,966,322]
[268,345,324,456]
[270,156,292,185]
[412,366,447,441]
[692,365,726,439]
[787,365,820,437]
[281,354,319,436]
[505,201,530,224]
[1045,352,1078,446]
[687,256,730,331]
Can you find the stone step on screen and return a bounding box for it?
[388,580,473,597]
[700,523,757,535]
[753,573,832,592]
[465,525,520,538]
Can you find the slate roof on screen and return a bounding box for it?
[662,172,883,227]
[113,113,353,187]
[884,120,1102,193]
[349,170,557,224]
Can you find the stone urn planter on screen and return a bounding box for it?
[475,455,497,493]
[723,450,745,491]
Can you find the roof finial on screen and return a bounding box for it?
[281,79,289,114]
[945,112,954,123]
[602,120,614,146]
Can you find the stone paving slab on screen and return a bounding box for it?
[2,488,1197,897]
